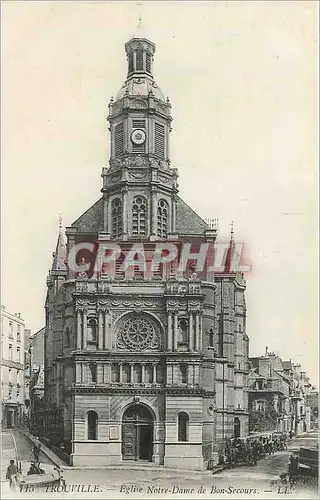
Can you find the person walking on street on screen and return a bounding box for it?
[33,437,41,463]
[6,460,18,489]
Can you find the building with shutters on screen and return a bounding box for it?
[1,305,26,429]
[44,36,250,469]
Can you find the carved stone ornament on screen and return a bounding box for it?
[130,99,147,109]
[116,313,160,351]
[129,171,147,180]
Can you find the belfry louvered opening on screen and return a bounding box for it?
[155,122,165,158]
[115,122,124,157]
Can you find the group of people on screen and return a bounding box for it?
[6,436,43,489]
[221,433,288,467]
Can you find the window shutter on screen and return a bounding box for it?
[115,122,124,157]
[146,53,152,73]
[155,123,165,158]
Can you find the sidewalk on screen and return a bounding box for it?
[22,431,66,468]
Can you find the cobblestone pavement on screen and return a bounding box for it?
[1,431,318,499]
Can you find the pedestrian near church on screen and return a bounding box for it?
[33,437,41,463]
[6,460,18,489]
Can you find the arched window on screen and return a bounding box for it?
[178,319,188,344]
[111,198,122,238]
[87,411,98,440]
[64,327,71,347]
[178,412,189,442]
[87,319,97,343]
[157,199,168,238]
[89,363,97,383]
[132,196,147,235]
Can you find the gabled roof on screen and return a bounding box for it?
[71,196,209,235]
[71,198,104,233]
[176,196,209,235]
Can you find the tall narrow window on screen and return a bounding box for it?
[87,319,97,343]
[9,345,12,361]
[136,49,143,71]
[17,347,20,363]
[64,327,71,347]
[115,122,124,157]
[87,411,98,440]
[17,325,21,342]
[89,363,97,383]
[111,198,122,238]
[146,52,152,73]
[179,364,187,384]
[178,412,189,442]
[178,319,188,344]
[155,123,165,158]
[157,199,168,238]
[128,52,134,74]
[132,196,147,235]
[9,322,13,339]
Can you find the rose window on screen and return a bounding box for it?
[119,315,159,350]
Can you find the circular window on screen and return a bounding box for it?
[121,315,156,350]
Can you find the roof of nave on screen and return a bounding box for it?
[71,198,104,233]
[71,196,209,235]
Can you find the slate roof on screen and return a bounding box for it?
[71,196,209,235]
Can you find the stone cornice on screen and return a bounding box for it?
[71,385,215,397]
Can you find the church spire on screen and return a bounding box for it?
[51,215,67,272]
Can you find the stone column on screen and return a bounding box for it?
[167,311,173,351]
[151,188,158,236]
[130,364,134,384]
[76,309,82,350]
[141,364,145,383]
[199,314,203,351]
[122,187,128,238]
[188,312,194,352]
[195,312,200,351]
[153,364,157,384]
[119,364,123,383]
[104,310,110,349]
[103,196,109,232]
[83,309,87,350]
[98,309,103,350]
[173,311,178,351]
[76,363,82,383]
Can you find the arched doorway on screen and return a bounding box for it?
[122,404,153,461]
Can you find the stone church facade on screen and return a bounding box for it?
[44,36,250,469]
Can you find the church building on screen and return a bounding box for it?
[44,36,250,469]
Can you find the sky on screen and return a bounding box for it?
[1,1,318,384]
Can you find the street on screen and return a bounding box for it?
[1,430,318,499]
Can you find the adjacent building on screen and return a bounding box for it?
[248,349,313,435]
[43,36,250,469]
[1,305,26,429]
[28,327,45,436]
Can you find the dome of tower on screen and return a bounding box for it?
[116,77,165,102]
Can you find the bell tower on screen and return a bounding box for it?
[102,37,178,240]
